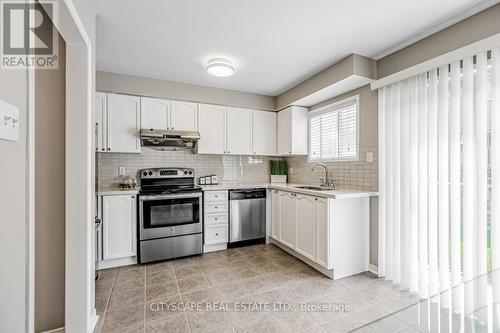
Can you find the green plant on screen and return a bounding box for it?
[270,160,287,175]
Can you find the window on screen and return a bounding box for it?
[308,95,359,161]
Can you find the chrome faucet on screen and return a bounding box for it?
[311,163,336,189]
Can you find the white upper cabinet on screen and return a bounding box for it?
[107,93,141,153]
[253,110,277,156]
[295,194,316,260]
[277,106,308,155]
[170,101,198,131]
[197,103,226,154]
[226,107,252,155]
[140,97,169,130]
[95,92,107,152]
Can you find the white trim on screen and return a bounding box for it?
[307,95,360,163]
[97,256,137,270]
[371,33,500,90]
[40,327,64,333]
[369,264,379,275]
[372,0,500,60]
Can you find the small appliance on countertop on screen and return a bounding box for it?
[138,167,203,263]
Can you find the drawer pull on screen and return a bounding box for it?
[214,217,218,220]
[215,233,219,236]
[214,195,218,198]
[214,206,218,209]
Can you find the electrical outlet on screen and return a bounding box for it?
[119,166,126,176]
[289,167,294,174]
[366,152,373,163]
[0,100,20,142]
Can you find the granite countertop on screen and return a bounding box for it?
[201,183,378,199]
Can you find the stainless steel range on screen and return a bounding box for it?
[138,168,202,263]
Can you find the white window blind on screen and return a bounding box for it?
[309,96,358,161]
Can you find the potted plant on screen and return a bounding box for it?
[270,160,288,183]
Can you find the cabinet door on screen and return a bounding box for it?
[314,197,329,268]
[290,106,308,155]
[295,194,315,260]
[253,110,277,155]
[279,192,296,249]
[102,195,137,260]
[197,104,226,154]
[170,101,197,131]
[226,107,252,155]
[95,92,107,152]
[140,97,169,130]
[271,190,281,239]
[107,93,141,153]
[277,107,291,155]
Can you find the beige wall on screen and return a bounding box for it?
[377,3,500,78]
[97,71,275,111]
[35,34,66,332]
[0,62,28,333]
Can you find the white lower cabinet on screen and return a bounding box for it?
[203,190,229,252]
[278,191,296,249]
[295,194,316,261]
[100,194,137,267]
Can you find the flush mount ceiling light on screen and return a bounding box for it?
[206,58,235,77]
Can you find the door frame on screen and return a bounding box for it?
[33,1,95,332]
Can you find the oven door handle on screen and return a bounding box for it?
[139,192,202,201]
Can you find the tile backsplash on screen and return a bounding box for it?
[286,147,378,191]
[97,149,281,189]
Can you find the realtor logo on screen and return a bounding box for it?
[1,0,58,69]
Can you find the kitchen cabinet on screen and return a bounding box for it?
[197,103,226,154]
[279,191,296,249]
[106,93,141,153]
[102,194,137,260]
[140,97,170,130]
[271,190,280,239]
[170,100,198,131]
[204,190,229,252]
[95,92,107,152]
[277,106,308,155]
[314,197,329,268]
[295,194,315,260]
[253,110,277,155]
[226,107,252,155]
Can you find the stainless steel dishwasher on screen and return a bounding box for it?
[229,189,266,245]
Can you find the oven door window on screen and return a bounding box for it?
[142,197,199,228]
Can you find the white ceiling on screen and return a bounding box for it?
[95,0,495,96]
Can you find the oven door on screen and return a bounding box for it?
[139,192,202,240]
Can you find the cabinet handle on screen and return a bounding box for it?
[214,195,218,198]
[107,148,110,151]
[101,148,105,151]
[131,196,135,199]
[171,127,174,130]
[214,217,218,220]
[214,206,218,209]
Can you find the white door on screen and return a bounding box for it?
[102,195,137,260]
[226,107,252,155]
[277,107,291,155]
[170,100,197,131]
[197,103,226,154]
[253,110,277,155]
[107,93,141,153]
[140,97,169,130]
[314,197,329,268]
[271,190,281,239]
[295,194,315,260]
[95,92,107,152]
[279,192,296,249]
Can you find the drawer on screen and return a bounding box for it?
[205,202,228,214]
[205,214,228,225]
[204,191,228,202]
[205,225,228,245]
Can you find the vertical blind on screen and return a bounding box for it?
[378,48,500,328]
[309,98,358,161]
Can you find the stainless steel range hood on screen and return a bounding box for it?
[140,129,200,151]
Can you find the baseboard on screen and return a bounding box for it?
[369,264,378,275]
[88,309,99,333]
[41,328,64,333]
[97,256,137,270]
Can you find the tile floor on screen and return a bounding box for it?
[94,244,420,333]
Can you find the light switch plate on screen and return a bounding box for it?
[0,100,20,142]
[366,152,373,163]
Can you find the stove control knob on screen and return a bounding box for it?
[184,170,188,175]
[188,171,193,175]
[148,171,153,176]
[143,172,147,176]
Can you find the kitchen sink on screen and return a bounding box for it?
[294,186,334,191]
